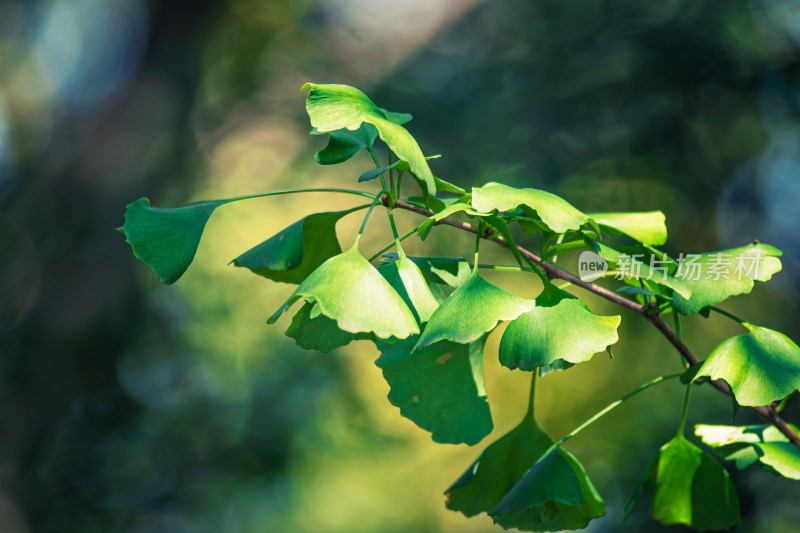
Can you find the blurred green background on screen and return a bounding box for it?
[1,0,800,531]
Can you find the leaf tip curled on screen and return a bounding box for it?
[300,82,313,93]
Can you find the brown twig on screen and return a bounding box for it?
[386,196,800,447]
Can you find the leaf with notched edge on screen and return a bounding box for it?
[693,323,800,406]
[500,282,620,371]
[672,243,782,314]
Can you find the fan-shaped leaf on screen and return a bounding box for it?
[673,243,782,314]
[588,211,667,246]
[693,324,800,406]
[414,273,534,350]
[446,415,554,517]
[268,246,418,341]
[120,198,227,284]
[695,424,800,479]
[232,208,360,284]
[472,182,587,233]
[500,283,620,371]
[489,446,606,531]
[625,435,741,531]
[302,83,436,195]
[376,251,439,324]
[376,335,491,445]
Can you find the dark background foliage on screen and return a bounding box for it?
[1,0,799,531]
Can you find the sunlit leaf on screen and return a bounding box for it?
[673,243,782,314]
[313,123,379,165]
[120,197,227,285]
[381,254,472,288]
[268,246,419,340]
[693,323,800,406]
[625,435,741,531]
[414,273,534,350]
[302,83,436,195]
[376,334,491,445]
[695,424,800,479]
[286,302,369,352]
[588,211,667,246]
[232,208,360,284]
[489,446,606,531]
[587,239,691,298]
[376,250,440,324]
[472,182,587,233]
[499,283,620,371]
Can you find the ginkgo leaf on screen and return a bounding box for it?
[446,415,554,517]
[500,283,620,371]
[472,182,587,234]
[625,435,741,531]
[302,83,436,195]
[381,254,472,288]
[672,243,782,314]
[232,208,361,284]
[489,446,606,531]
[587,239,692,298]
[588,211,667,246]
[375,335,491,445]
[414,273,534,350]
[286,302,369,352]
[447,375,554,519]
[313,123,379,165]
[695,424,800,479]
[268,246,419,341]
[120,197,228,284]
[693,323,800,406]
[376,251,439,324]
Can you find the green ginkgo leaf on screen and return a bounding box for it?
[302,83,436,195]
[376,251,439,324]
[414,273,534,350]
[446,376,555,520]
[120,197,228,284]
[672,243,782,314]
[472,182,587,234]
[232,208,361,284]
[375,334,492,445]
[625,435,741,531]
[446,414,554,517]
[693,323,800,406]
[500,283,620,371]
[695,424,800,479]
[268,246,419,341]
[381,254,472,288]
[587,239,691,298]
[489,446,606,531]
[588,211,667,246]
[313,123,379,165]
[286,302,369,352]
